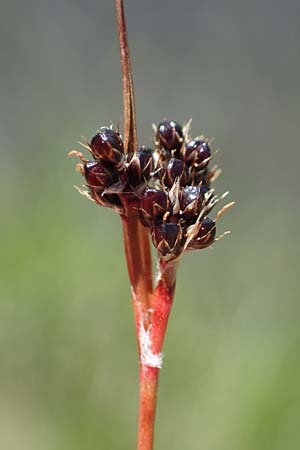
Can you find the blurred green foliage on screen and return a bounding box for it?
[1,0,300,449]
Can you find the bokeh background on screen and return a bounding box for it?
[1,0,300,449]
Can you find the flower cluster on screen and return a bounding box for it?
[70,120,231,261]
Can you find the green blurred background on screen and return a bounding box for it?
[1,0,300,449]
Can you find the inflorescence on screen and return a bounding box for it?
[70,120,233,261]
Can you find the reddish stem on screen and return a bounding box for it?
[150,264,177,354]
[121,212,152,328]
[137,366,159,450]
[137,260,178,450]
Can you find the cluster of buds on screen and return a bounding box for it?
[70,120,233,261]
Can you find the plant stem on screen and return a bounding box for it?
[150,260,178,354]
[115,2,178,449]
[116,0,153,312]
[115,0,137,154]
[121,212,152,329]
[137,260,178,450]
[137,366,159,450]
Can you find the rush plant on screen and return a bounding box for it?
[69,1,233,449]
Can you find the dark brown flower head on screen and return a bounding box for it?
[84,161,117,189]
[156,120,184,155]
[164,158,187,188]
[137,147,154,178]
[126,147,154,186]
[185,139,211,168]
[187,217,216,250]
[70,119,232,259]
[179,185,204,220]
[90,127,124,168]
[139,188,169,227]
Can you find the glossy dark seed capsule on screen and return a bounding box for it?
[188,217,216,250]
[185,140,211,168]
[138,147,154,178]
[151,223,183,257]
[127,147,154,186]
[156,120,184,152]
[164,158,187,188]
[139,188,169,227]
[179,185,204,219]
[90,128,124,167]
[84,161,116,189]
